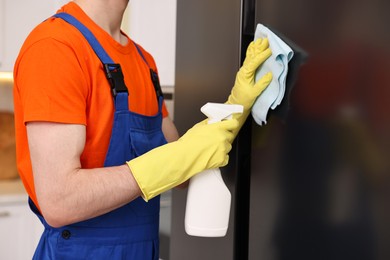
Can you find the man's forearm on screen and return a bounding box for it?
[36,164,141,228]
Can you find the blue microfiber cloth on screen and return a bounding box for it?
[252,24,294,125]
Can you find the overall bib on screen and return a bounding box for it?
[29,13,167,259]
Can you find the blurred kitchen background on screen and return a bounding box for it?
[1,0,389,260]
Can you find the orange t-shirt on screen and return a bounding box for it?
[13,2,168,208]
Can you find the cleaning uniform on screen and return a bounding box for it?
[13,2,168,259]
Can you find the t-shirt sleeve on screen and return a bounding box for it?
[15,38,89,125]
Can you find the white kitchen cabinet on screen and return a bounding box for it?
[125,0,177,88]
[0,180,43,260]
[0,0,64,71]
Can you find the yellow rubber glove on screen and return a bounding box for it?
[226,37,273,136]
[127,118,239,201]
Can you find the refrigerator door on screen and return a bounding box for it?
[249,1,390,260]
[170,0,242,259]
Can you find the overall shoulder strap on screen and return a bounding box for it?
[53,12,127,99]
[132,42,163,99]
[53,13,163,102]
[53,13,114,64]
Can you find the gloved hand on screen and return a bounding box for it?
[226,37,273,136]
[127,118,239,201]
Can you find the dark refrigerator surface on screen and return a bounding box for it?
[171,0,390,260]
[170,0,241,259]
[249,1,390,260]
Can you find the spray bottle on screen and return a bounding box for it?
[185,102,243,237]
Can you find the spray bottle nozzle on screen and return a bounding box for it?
[201,103,244,124]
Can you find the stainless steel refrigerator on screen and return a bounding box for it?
[170,0,390,259]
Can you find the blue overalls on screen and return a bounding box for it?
[28,13,167,259]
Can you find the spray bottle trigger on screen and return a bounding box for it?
[200,102,244,124]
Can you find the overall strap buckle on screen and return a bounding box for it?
[104,63,128,97]
[149,69,163,99]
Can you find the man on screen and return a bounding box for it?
[13,0,272,258]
